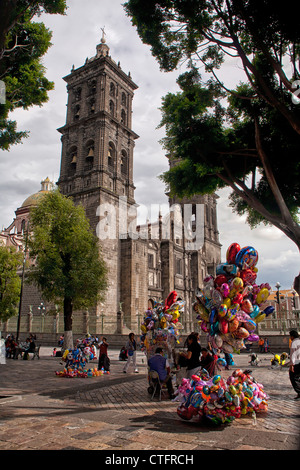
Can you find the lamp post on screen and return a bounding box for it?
[38,301,46,332]
[16,222,29,341]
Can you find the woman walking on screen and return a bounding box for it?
[123,332,138,373]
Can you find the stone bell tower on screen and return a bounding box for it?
[57,31,139,332]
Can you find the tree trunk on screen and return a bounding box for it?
[63,296,73,350]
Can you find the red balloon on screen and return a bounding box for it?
[240,268,257,285]
[214,274,228,286]
[226,243,241,264]
[220,318,228,334]
[164,290,177,311]
[177,405,193,420]
[233,293,243,304]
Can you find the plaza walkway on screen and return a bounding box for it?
[0,347,299,452]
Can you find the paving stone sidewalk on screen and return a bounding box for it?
[0,348,299,451]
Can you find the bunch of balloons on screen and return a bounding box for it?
[176,368,268,425]
[76,335,98,360]
[55,344,99,378]
[193,243,274,353]
[140,291,185,357]
[55,367,108,378]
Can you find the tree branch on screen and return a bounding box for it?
[254,117,298,227]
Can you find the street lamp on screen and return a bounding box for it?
[38,301,46,332]
[16,222,29,341]
[38,301,46,314]
[275,281,281,303]
[275,282,285,333]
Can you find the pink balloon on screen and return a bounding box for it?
[248,334,259,342]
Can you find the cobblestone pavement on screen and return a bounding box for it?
[0,347,299,452]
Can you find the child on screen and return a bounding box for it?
[119,346,128,361]
[98,337,110,372]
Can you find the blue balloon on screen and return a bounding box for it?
[210,321,219,335]
[235,246,258,268]
[209,307,218,324]
[263,305,275,316]
[216,263,239,276]
[250,305,260,318]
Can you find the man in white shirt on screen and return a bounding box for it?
[289,330,300,399]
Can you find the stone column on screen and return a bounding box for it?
[116,311,124,334]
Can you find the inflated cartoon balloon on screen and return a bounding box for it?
[140,291,186,363]
[176,369,269,425]
[194,243,274,354]
[235,246,258,269]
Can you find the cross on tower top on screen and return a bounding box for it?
[101,26,106,43]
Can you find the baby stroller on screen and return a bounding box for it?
[249,353,259,366]
[270,352,289,369]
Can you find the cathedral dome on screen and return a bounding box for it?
[21,177,53,208]
[21,192,46,208]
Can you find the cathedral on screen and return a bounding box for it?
[0,34,221,338]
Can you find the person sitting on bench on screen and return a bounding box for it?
[23,337,36,360]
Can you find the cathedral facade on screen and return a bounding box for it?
[1,35,221,337]
[56,34,221,334]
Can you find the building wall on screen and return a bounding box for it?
[1,39,225,338]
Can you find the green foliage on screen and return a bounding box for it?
[0,0,67,150]
[27,190,108,313]
[0,246,23,322]
[0,118,27,150]
[159,71,300,222]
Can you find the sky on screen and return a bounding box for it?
[0,0,299,291]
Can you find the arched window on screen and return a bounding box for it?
[69,145,77,173]
[89,98,95,114]
[120,149,128,176]
[110,82,115,97]
[121,109,126,125]
[85,140,94,169]
[206,205,210,224]
[74,104,80,120]
[109,100,114,116]
[108,142,115,169]
[74,87,81,101]
[21,219,26,235]
[90,79,96,94]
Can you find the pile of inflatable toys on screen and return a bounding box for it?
[55,335,108,378]
[175,368,269,425]
[55,366,108,378]
[193,243,275,354]
[140,291,185,362]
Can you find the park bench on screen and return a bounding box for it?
[14,344,40,360]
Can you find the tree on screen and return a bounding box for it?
[0,245,23,322]
[26,190,108,349]
[158,70,300,248]
[0,0,67,150]
[124,0,300,250]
